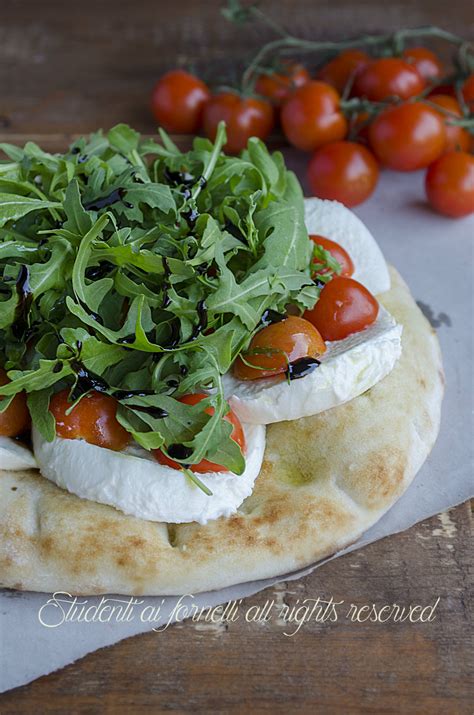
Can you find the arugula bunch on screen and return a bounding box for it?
[0,122,332,475]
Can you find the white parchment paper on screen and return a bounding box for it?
[1,168,473,693]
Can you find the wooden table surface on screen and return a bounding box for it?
[0,1,472,712]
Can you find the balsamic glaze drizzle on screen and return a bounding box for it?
[161,256,171,309]
[191,300,208,339]
[83,187,133,212]
[285,357,321,381]
[70,363,109,401]
[182,207,199,229]
[260,309,286,327]
[167,444,193,461]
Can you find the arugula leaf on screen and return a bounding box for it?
[0,122,335,475]
[0,193,61,227]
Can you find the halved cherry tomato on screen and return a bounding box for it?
[255,61,310,105]
[280,81,348,151]
[462,74,474,111]
[50,389,130,451]
[153,393,245,473]
[151,69,210,134]
[425,151,474,218]
[307,140,379,207]
[317,49,370,94]
[202,92,274,154]
[429,94,470,153]
[233,316,326,381]
[0,368,30,437]
[368,102,445,171]
[304,276,379,341]
[310,235,355,277]
[402,47,443,82]
[353,58,425,101]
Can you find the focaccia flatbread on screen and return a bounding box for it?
[0,268,444,595]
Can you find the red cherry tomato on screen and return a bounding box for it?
[202,93,274,154]
[369,102,445,171]
[280,81,348,151]
[233,316,326,381]
[255,61,310,105]
[429,94,470,153]
[50,389,130,451]
[154,393,245,473]
[402,47,443,81]
[304,276,379,341]
[317,49,370,94]
[0,368,30,437]
[353,58,425,101]
[310,235,355,277]
[462,74,474,111]
[151,69,210,134]
[425,151,474,218]
[307,140,379,207]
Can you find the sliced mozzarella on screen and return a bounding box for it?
[0,436,37,470]
[304,197,391,295]
[32,423,265,524]
[224,307,402,425]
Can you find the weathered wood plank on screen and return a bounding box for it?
[0,503,471,713]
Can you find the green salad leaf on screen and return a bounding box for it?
[0,122,334,474]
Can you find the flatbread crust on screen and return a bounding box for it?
[0,268,444,595]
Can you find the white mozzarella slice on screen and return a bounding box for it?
[304,197,391,295]
[32,423,265,525]
[0,436,37,471]
[224,307,402,425]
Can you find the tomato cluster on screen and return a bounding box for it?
[151,49,473,218]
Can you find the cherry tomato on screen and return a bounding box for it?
[402,47,443,81]
[203,92,274,154]
[154,393,245,473]
[425,151,474,218]
[462,74,474,110]
[50,389,130,451]
[151,69,210,134]
[255,61,310,105]
[369,102,445,171]
[307,140,379,207]
[304,276,379,341]
[429,94,470,153]
[310,235,355,277]
[280,81,348,151]
[233,316,326,381]
[0,368,30,437]
[353,58,425,101]
[317,49,370,94]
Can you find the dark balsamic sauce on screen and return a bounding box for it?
[78,298,103,325]
[53,361,63,374]
[117,335,136,345]
[70,363,109,401]
[163,167,195,187]
[113,388,155,400]
[191,300,208,340]
[167,444,193,460]
[161,256,171,309]
[182,207,199,229]
[84,187,133,212]
[260,309,286,327]
[285,357,321,381]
